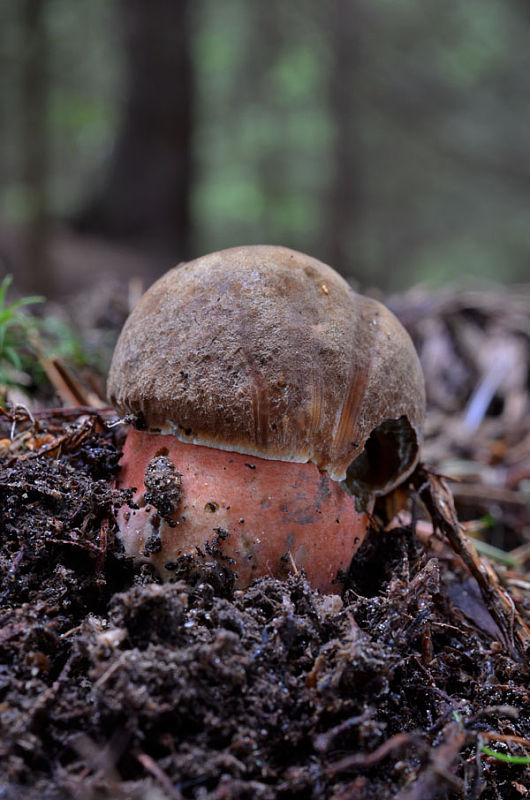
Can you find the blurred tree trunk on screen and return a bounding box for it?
[21,0,51,295]
[74,0,193,260]
[324,0,362,274]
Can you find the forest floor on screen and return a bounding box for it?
[0,283,529,800]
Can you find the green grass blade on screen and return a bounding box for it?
[4,345,22,370]
[0,275,12,307]
[480,745,530,764]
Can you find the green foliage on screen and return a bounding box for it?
[0,276,43,397]
[0,277,96,403]
[39,316,92,368]
[480,746,530,765]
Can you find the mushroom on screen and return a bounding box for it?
[108,245,425,592]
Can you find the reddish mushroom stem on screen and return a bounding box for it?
[117,429,371,592]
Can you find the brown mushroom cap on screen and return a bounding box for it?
[108,245,425,493]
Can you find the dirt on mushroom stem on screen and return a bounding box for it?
[0,406,529,800]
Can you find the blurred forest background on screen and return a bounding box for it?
[1,0,530,299]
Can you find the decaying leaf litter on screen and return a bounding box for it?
[0,283,529,799]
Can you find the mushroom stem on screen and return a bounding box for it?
[117,428,371,592]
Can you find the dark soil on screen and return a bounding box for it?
[0,406,529,800]
[1,283,529,799]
